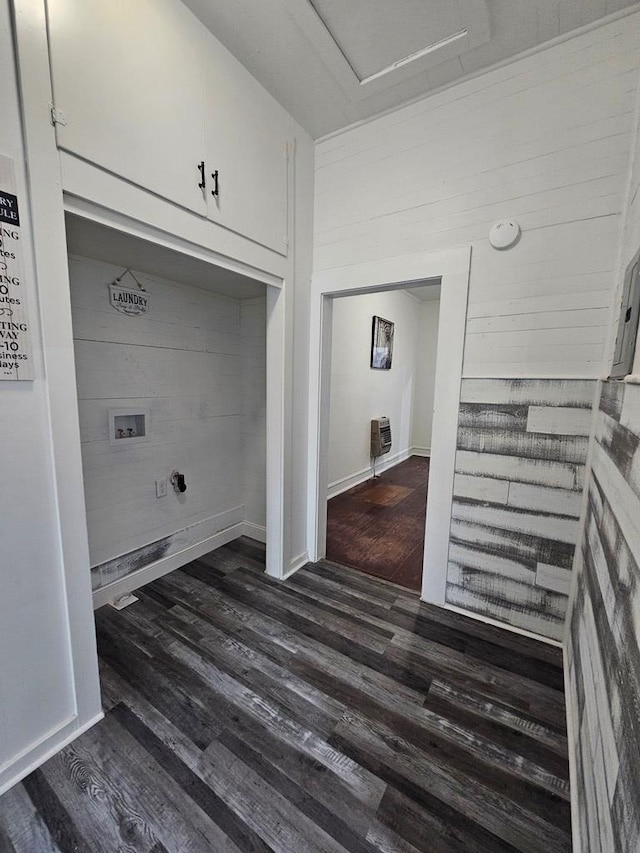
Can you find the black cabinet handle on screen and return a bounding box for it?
[211,170,219,197]
[197,161,206,190]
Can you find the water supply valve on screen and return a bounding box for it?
[170,470,187,494]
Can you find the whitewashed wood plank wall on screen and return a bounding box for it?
[69,256,266,589]
[567,380,640,852]
[315,15,640,377]
[447,378,595,640]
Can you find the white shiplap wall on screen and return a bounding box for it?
[314,14,640,377]
[327,290,438,495]
[621,66,640,271]
[241,296,267,532]
[69,255,265,567]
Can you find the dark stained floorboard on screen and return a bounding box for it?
[0,538,571,852]
[326,455,430,590]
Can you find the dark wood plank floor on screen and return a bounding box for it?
[0,537,571,853]
[326,456,429,591]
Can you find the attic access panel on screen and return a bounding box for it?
[295,0,490,96]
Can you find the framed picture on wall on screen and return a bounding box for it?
[371,316,394,370]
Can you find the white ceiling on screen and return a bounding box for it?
[64,215,267,299]
[308,0,483,81]
[182,0,639,138]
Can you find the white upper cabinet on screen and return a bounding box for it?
[202,43,289,255]
[47,0,208,215]
[46,0,289,254]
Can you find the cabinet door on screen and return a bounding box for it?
[47,0,207,215]
[203,46,289,255]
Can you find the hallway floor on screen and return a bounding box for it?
[0,538,571,852]
[326,455,429,591]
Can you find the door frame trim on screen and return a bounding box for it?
[307,246,471,604]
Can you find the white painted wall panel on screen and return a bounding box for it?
[451,499,580,543]
[327,290,438,492]
[69,256,266,569]
[410,299,440,454]
[526,406,593,436]
[507,482,584,518]
[0,0,101,793]
[453,473,510,504]
[448,542,535,584]
[459,377,596,407]
[315,15,640,376]
[455,449,580,489]
[536,562,572,595]
[622,69,640,271]
[446,582,565,640]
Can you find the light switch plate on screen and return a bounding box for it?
[155,478,167,498]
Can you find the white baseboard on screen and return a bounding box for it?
[411,446,431,457]
[242,521,267,543]
[327,447,414,499]
[92,522,245,609]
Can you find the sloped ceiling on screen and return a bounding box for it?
[183,0,639,138]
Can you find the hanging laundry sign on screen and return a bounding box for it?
[109,284,150,316]
[0,153,34,380]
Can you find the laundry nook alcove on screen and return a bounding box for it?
[65,215,268,600]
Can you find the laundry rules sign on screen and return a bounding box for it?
[0,154,33,380]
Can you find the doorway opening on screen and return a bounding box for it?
[307,246,471,606]
[325,282,441,591]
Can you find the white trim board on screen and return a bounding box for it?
[307,245,471,607]
[63,194,285,289]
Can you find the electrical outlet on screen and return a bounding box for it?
[155,478,167,498]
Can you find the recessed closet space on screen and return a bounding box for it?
[64,215,267,599]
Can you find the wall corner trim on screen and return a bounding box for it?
[563,644,583,853]
[282,550,310,580]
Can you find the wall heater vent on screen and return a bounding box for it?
[371,417,392,458]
